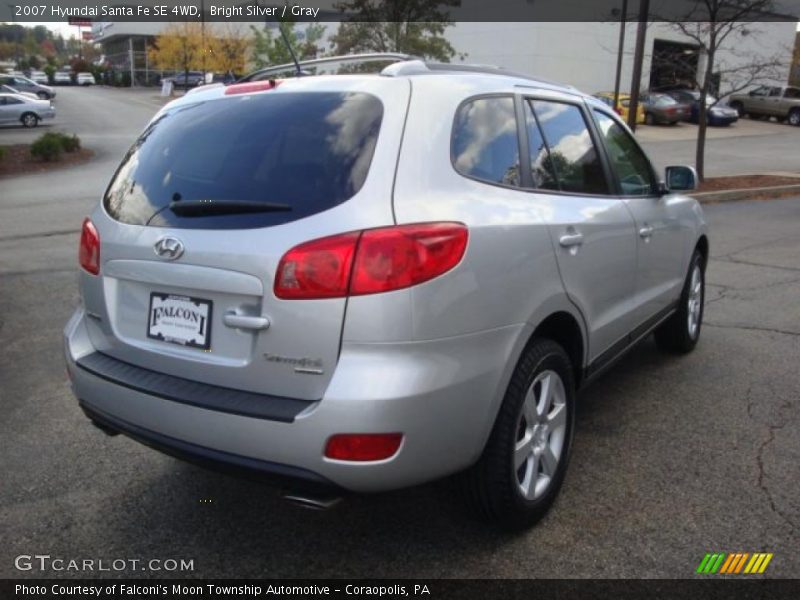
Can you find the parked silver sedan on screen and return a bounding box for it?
[0,93,56,127]
[0,84,39,100]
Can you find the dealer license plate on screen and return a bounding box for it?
[147,293,212,350]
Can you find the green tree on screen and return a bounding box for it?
[250,20,325,68]
[148,23,207,83]
[659,0,789,181]
[330,0,461,61]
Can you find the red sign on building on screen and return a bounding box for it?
[68,17,92,27]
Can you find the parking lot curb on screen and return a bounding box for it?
[694,184,800,204]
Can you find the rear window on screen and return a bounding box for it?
[104,91,383,229]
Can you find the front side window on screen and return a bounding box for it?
[530,100,608,195]
[593,110,657,196]
[452,96,521,187]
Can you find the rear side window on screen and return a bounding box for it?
[523,102,559,191]
[104,92,383,229]
[529,100,608,195]
[452,96,521,187]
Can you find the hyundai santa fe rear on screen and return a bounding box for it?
[65,59,708,529]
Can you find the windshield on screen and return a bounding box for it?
[104,91,384,229]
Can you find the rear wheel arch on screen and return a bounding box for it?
[526,311,586,388]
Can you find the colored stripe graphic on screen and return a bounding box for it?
[758,554,773,573]
[699,552,774,575]
[710,553,726,573]
[744,554,761,574]
[719,554,736,574]
[734,553,750,573]
[697,554,712,574]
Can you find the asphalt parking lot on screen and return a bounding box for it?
[0,87,798,579]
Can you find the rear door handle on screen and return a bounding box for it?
[639,225,654,239]
[223,313,270,331]
[559,232,584,247]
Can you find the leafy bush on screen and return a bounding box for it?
[0,146,7,161]
[61,134,81,153]
[30,133,63,162]
[30,132,83,161]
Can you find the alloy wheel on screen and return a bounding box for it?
[687,264,703,339]
[514,369,567,500]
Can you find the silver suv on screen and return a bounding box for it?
[64,57,708,529]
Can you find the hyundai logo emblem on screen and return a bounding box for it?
[154,237,185,260]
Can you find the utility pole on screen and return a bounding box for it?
[8,4,20,68]
[201,0,206,82]
[613,0,628,110]
[627,0,649,131]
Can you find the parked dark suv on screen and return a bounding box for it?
[166,71,205,89]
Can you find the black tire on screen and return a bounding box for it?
[788,109,800,127]
[21,112,39,128]
[655,250,705,354]
[462,338,576,530]
[645,112,655,126]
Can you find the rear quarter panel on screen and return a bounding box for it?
[345,76,587,457]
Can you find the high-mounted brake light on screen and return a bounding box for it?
[273,223,468,300]
[79,218,100,275]
[224,80,282,95]
[325,433,403,462]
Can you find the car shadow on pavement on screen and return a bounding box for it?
[66,339,674,578]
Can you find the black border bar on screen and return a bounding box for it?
[3,579,800,600]
[3,0,800,23]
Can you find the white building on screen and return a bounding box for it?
[446,21,798,96]
[92,19,798,95]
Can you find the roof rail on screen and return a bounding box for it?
[381,60,578,92]
[238,53,417,83]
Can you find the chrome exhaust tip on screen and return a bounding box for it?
[282,491,342,511]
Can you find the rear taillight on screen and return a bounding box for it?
[79,218,100,275]
[274,223,468,300]
[274,232,360,299]
[325,433,403,462]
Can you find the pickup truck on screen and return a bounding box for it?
[729,85,800,125]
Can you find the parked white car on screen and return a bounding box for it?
[77,72,96,86]
[54,71,72,85]
[0,93,55,127]
[30,70,48,84]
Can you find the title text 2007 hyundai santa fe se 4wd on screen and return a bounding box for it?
[64,57,707,529]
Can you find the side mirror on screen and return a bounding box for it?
[664,165,698,192]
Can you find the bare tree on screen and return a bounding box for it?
[657,0,790,180]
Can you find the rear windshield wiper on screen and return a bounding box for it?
[169,199,292,217]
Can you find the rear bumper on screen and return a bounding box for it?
[80,400,341,494]
[65,307,524,492]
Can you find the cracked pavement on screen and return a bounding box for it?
[0,88,798,579]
